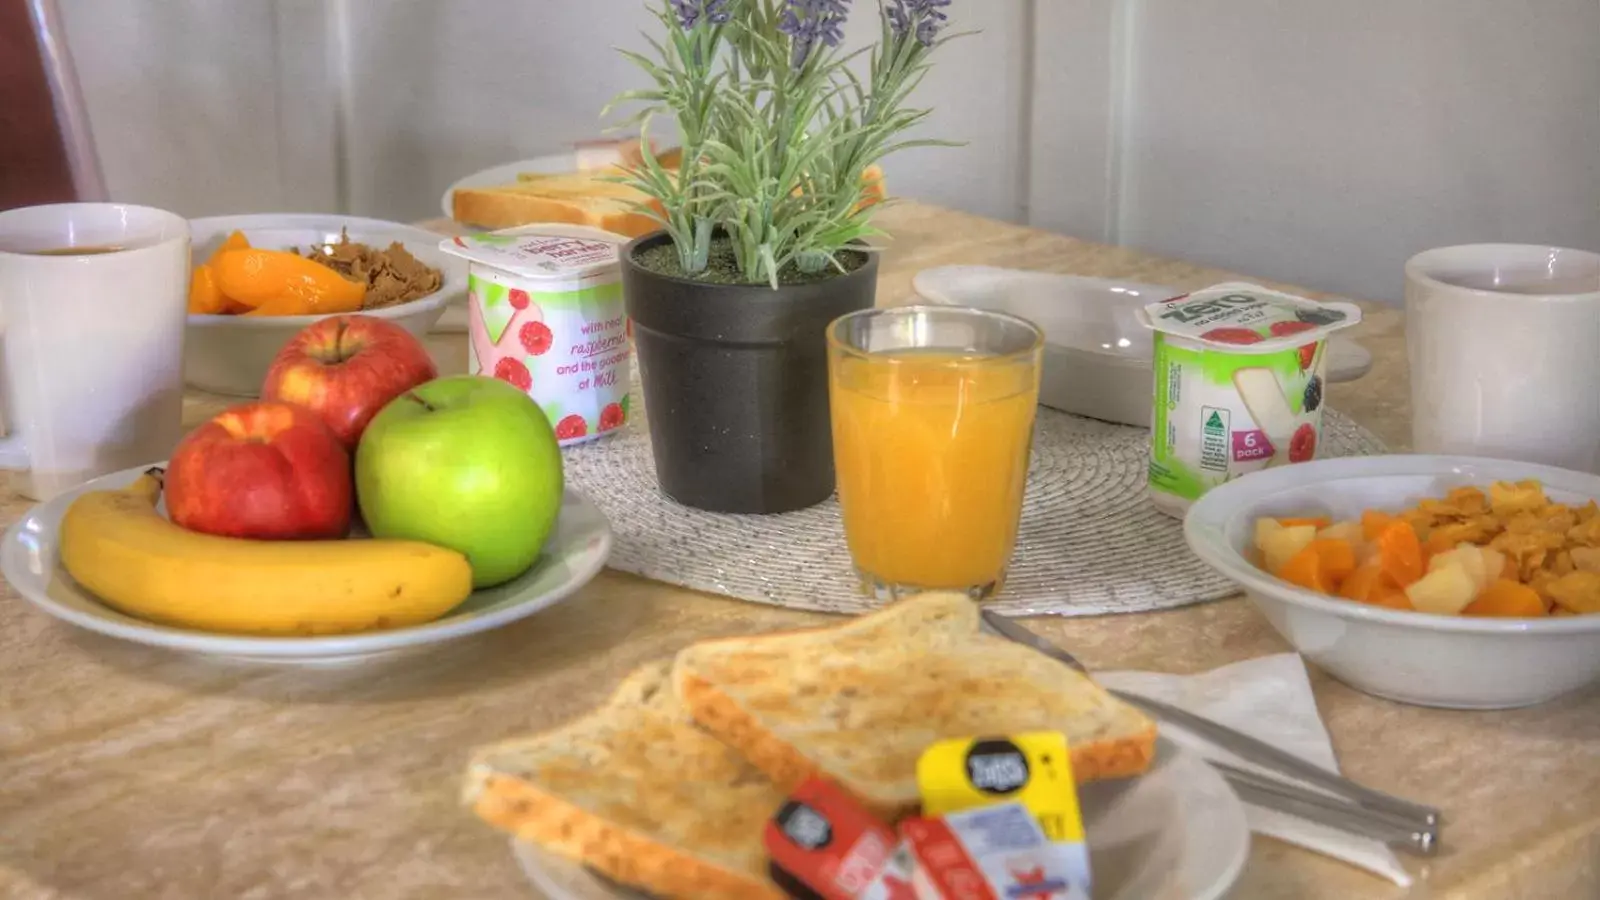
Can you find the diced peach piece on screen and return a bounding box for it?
[1338,562,1384,602]
[1462,579,1546,617]
[1305,538,1357,586]
[187,263,228,314]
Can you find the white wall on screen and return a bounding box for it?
[58,0,1600,303]
[1109,0,1600,303]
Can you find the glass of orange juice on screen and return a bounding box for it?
[827,305,1044,601]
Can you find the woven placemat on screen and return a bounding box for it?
[563,380,1387,617]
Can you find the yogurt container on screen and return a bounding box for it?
[440,226,630,446]
[1136,283,1362,517]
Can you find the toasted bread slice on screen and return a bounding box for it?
[455,158,885,235]
[463,661,787,900]
[450,169,665,237]
[673,592,1158,821]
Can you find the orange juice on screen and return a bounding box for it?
[830,350,1040,594]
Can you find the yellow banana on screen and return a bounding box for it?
[59,468,474,636]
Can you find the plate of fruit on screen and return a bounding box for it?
[0,315,610,664]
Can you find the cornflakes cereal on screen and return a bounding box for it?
[1545,571,1600,614]
[1490,480,1547,515]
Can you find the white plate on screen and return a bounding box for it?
[187,214,471,394]
[509,736,1249,900]
[440,153,586,221]
[0,464,612,665]
[912,265,1373,427]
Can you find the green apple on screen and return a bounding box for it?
[355,375,564,588]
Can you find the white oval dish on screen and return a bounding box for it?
[186,214,468,396]
[0,464,612,665]
[1185,454,1600,709]
[912,265,1373,427]
[510,735,1248,900]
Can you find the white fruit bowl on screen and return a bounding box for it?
[186,215,467,397]
[1184,454,1600,709]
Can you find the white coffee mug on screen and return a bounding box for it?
[1404,244,1600,474]
[0,204,190,500]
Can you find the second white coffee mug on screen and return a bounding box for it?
[1404,244,1600,474]
[0,203,190,500]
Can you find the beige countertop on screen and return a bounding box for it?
[2,202,1597,899]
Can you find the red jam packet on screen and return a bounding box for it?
[764,776,900,900]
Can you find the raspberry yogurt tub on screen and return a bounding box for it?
[1136,283,1362,517]
[441,226,631,447]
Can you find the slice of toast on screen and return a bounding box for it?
[463,661,788,900]
[673,592,1158,821]
[450,169,665,236]
[453,158,885,235]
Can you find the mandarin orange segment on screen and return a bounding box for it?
[1278,547,1331,593]
[1361,509,1396,541]
[1376,520,1424,587]
[1368,587,1414,611]
[1278,516,1332,529]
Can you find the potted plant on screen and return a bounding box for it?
[606,0,959,514]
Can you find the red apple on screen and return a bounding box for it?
[261,314,438,449]
[167,402,353,540]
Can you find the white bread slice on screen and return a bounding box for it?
[463,661,787,900]
[673,592,1158,821]
[450,169,665,236]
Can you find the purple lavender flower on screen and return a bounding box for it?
[778,0,851,68]
[885,0,949,46]
[670,0,730,29]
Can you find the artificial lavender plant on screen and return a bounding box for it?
[606,0,961,288]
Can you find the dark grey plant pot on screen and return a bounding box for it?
[622,231,879,514]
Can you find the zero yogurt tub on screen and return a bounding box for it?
[1136,283,1362,517]
[440,226,630,447]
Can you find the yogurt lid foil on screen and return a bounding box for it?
[1137,282,1362,351]
[439,231,619,279]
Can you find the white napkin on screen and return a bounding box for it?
[1096,654,1413,887]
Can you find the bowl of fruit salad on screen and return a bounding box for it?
[1184,454,1600,709]
[185,215,466,396]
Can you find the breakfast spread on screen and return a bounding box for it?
[1253,480,1600,617]
[463,592,1151,899]
[441,230,629,445]
[187,229,443,317]
[1138,284,1363,517]
[55,314,564,635]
